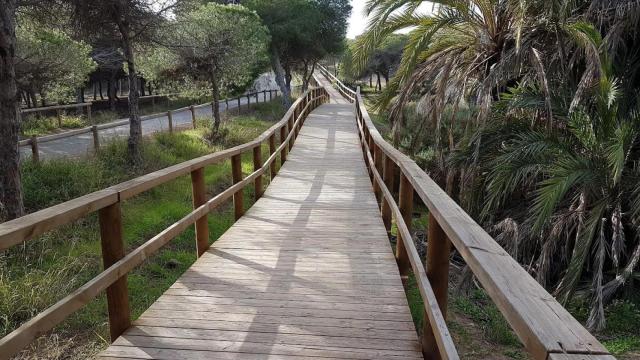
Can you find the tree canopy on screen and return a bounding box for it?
[15,18,97,104]
[165,3,269,133]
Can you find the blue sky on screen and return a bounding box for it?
[347,1,434,39]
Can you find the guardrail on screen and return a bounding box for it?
[20,89,280,163]
[352,86,614,360]
[0,78,324,359]
[318,64,356,102]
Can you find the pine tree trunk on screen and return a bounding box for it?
[270,47,291,108]
[0,0,24,220]
[115,3,142,165]
[211,70,221,135]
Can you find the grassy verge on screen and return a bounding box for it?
[2,99,286,359]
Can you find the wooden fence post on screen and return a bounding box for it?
[167,110,173,133]
[56,109,62,127]
[280,125,288,166]
[397,172,413,279]
[247,95,251,110]
[263,90,267,102]
[253,145,264,200]
[255,92,259,104]
[191,168,209,256]
[98,202,131,342]
[92,125,100,152]
[269,134,277,179]
[381,156,394,231]
[87,104,92,123]
[237,97,241,115]
[226,98,229,110]
[30,135,39,163]
[288,114,295,151]
[422,213,452,358]
[269,90,273,101]
[231,154,244,220]
[373,145,382,203]
[190,106,196,128]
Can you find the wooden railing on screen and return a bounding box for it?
[20,89,280,163]
[318,64,356,102]
[352,86,614,360]
[0,82,327,359]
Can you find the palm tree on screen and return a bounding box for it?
[452,23,640,330]
[356,0,640,329]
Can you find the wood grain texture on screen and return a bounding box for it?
[97,102,422,359]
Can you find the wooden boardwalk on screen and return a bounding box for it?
[98,91,423,358]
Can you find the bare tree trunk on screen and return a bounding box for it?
[270,46,291,108]
[114,2,142,165]
[0,0,24,220]
[99,80,104,100]
[211,70,221,135]
[376,73,381,92]
[301,61,316,92]
[139,77,146,97]
[108,75,117,111]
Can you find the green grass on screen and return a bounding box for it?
[2,100,286,358]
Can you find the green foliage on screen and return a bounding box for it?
[452,289,520,347]
[15,18,96,103]
[167,3,270,91]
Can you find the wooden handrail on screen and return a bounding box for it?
[0,79,327,359]
[317,64,356,102]
[351,86,614,360]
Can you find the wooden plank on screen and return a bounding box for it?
[97,100,422,359]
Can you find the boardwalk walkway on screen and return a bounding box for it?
[98,81,423,359]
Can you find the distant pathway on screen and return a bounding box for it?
[19,95,263,161]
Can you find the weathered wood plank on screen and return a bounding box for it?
[98,101,422,359]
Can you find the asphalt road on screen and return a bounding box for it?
[20,93,270,161]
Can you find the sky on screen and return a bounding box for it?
[346,1,434,39]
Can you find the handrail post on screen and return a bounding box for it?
[231,154,244,220]
[191,167,209,256]
[253,145,264,200]
[237,97,241,114]
[190,105,196,128]
[30,135,39,164]
[269,134,277,179]
[373,144,382,204]
[167,110,173,133]
[280,125,288,166]
[288,114,295,151]
[381,156,395,231]
[92,125,100,153]
[98,202,131,341]
[422,213,452,358]
[397,172,413,279]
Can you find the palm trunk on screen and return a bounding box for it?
[0,0,24,220]
[211,69,221,134]
[270,46,291,108]
[115,5,142,165]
